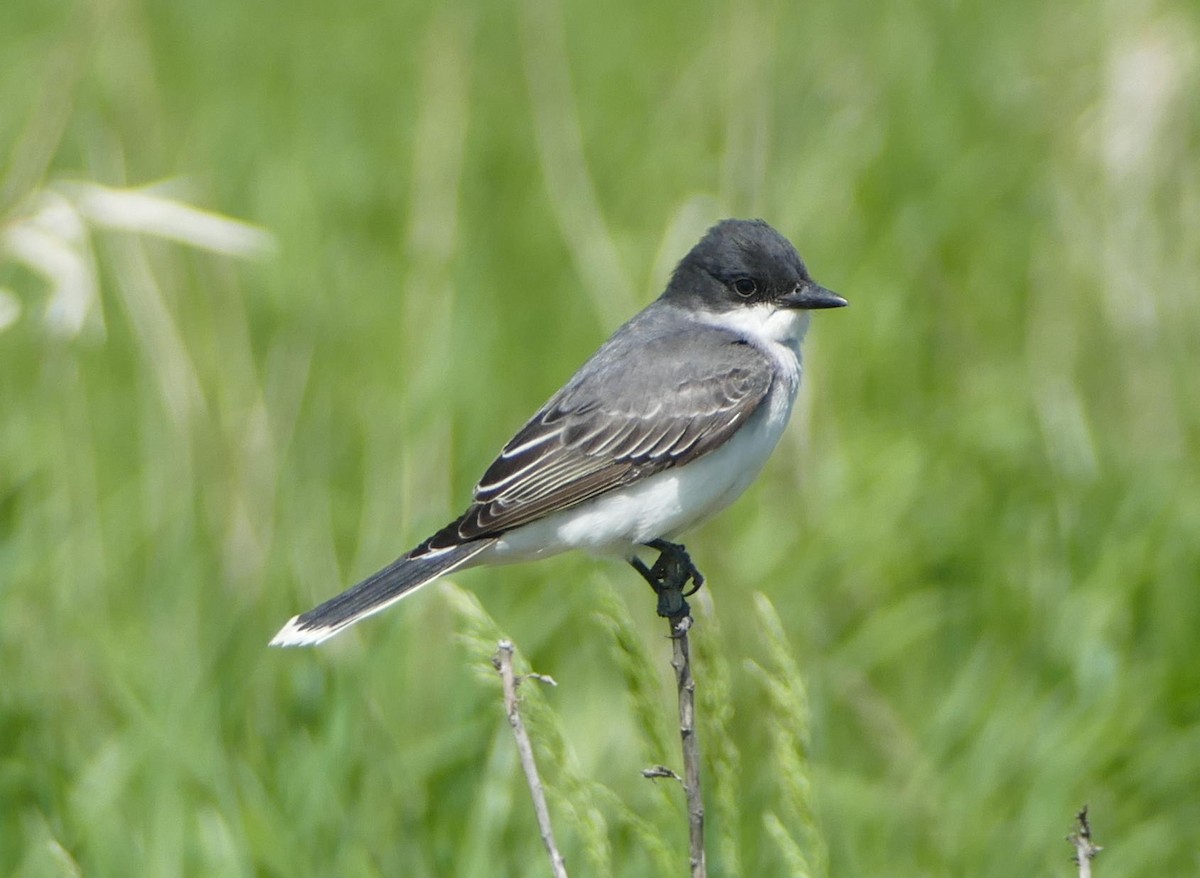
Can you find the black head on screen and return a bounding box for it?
[663,218,846,312]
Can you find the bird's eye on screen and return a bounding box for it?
[733,277,757,297]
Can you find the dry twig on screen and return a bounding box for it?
[640,765,682,781]
[633,543,708,878]
[493,640,569,878]
[669,611,706,878]
[1067,805,1101,878]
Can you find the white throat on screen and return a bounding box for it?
[695,302,810,349]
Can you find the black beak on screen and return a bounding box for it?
[778,282,848,310]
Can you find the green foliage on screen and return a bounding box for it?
[747,593,826,878]
[688,591,745,877]
[3,0,1199,875]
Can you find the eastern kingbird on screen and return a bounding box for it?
[271,218,846,646]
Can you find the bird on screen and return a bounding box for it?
[270,218,846,646]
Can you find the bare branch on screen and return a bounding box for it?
[668,611,706,878]
[641,765,682,782]
[493,640,569,878]
[1067,805,1102,878]
[632,542,709,877]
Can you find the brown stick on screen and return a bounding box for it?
[669,612,707,878]
[493,640,569,878]
[633,542,708,876]
[1067,805,1101,878]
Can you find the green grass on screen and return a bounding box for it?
[3,0,1200,875]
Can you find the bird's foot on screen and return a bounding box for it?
[629,539,705,620]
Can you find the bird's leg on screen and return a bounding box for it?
[627,539,706,620]
[629,555,681,617]
[629,556,658,587]
[646,539,705,595]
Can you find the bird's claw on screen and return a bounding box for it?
[630,540,705,619]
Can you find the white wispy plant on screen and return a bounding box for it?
[0,179,275,337]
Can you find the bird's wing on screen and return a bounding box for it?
[420,324,774,549]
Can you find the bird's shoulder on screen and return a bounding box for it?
[551,305,776,417]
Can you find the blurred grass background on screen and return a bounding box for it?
[2,0,1199,874]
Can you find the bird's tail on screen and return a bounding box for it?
[269,540,494,646]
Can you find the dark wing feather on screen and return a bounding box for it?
[421,321,774,550]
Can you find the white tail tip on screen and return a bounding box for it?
[269,615,340,647]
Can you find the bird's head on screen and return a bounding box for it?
[665,218,846,314]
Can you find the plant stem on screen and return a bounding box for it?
[669,612,707,878]
[493,639,569,878]
[1067,805,1101,878]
